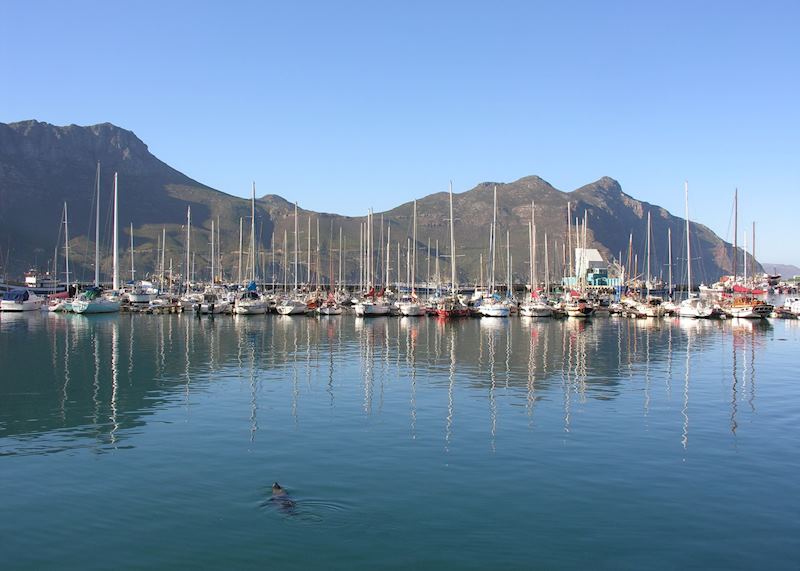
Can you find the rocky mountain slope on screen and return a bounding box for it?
[0,120,755,285]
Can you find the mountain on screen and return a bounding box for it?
[0,120,757,285]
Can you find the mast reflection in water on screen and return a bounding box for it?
[1,312,798,569]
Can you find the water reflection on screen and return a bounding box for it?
[0,312,787,456]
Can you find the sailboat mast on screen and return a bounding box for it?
[412,200,417,296]
[491,185,497,295]
[186,206,191,292]
[744,230,748,285]
[161,227,166,289]
[293,202,299,291]
[307,216,312,285]
[271,232,275,292]
[283,229,288,293]
[733,188,738,282]
[238,217,243,284]
[94,162,100,287]
[646,210,651,295]
[752,221,756,286]
[449,181,456,294]
[567,202,573,286]
[64,202,71,286]
[112,172,119,291]
[668,227,673,297]
[506,230,511,295]
[528,220,533,295]
[685,181,692,295]
[211,219,215,284]
[385,225,391,288]
[380,214,384,289]
[338,227,343,291]
[130,222,135,281]
[544,232,549,295]
[251,183,257,283]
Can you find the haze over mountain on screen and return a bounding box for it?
[0,120,759,286]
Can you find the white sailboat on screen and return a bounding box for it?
[234,183,268,315]
[480,186,510,317]
[564,211,595,318]
[678,181,715,319]
[399,200,424,316]
[277,202,309,315]
[355,209,391,317]
[73,168,121,314]
[47,202,73,312]
[520,201,552,318]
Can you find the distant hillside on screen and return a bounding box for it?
[0,120,758,285]
[762,263,800,279]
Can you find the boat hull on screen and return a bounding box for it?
[355,303,391,317]
[399,303,425,316]
[72,299,121,314]
[234,302,267,315]
[0,299,45,312]
[480,305,510,317]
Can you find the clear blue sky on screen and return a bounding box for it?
[3,0,798,265]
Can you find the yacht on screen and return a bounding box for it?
[233,286,267,315]
[276,297,308,315]
[565,297,595,318]
[1,289,45,312]
[72,287,121,314]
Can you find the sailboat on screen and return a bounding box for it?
[480,186,510,318]
[72,168,121,314]
[354,209,391,317]
[564,210,595,318]
[234,183,268,315]
[520,201,552,318]
[277,202,309,315]
[46,202,73,312]
[636,211,666,318]
[436,182,470,318]
[678,181,716,319]
[399,200,424,316]
[196,218,231,314]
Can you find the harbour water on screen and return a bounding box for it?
[2,312,799,569]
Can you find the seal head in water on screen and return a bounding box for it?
[271,482,296,513]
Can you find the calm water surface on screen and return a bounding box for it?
[2,312,799,569]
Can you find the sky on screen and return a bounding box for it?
[2,0,799,265]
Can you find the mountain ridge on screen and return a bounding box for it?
[0,120,757,285]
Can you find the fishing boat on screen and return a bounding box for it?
[1,288,45,311]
